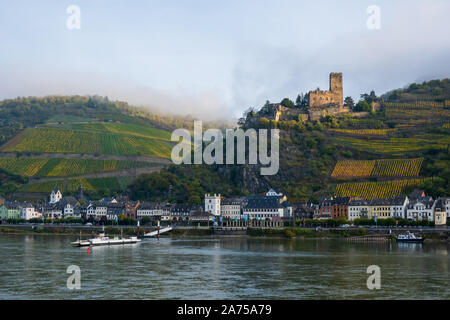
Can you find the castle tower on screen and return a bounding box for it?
[329,72,343,110]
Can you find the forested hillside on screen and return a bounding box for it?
[1,79,449,203]
[128,79,450,204]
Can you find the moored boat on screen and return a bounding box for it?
[396,232,424,243]
[71,229,141,247]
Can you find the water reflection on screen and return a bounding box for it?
[0,235,449,299]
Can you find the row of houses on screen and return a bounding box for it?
[0,186,294,222]
[0,186,448,225]
[312,190,450,225]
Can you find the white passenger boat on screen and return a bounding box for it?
[71,230,141,247]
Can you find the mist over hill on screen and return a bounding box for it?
[0,78,449,203]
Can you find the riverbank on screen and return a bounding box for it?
[1,224,449,241]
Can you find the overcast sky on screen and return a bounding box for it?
[0,0,449,120]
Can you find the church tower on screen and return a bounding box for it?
[77,184,83,201]
[50,185,62,204]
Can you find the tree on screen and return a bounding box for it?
[354,100,371,112]
[280,98,295,108]
[360,91,377,104]
[344,96,355,109]
[295,94,303,107]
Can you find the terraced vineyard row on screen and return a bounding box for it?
[334,135,449,154]
[329,128,395,136]
[385,108,450,119]
[331,158,423,179]
[384,101,445,109]
[372,158,423,177]
[46,122,172,141]
[331,160,375,178]
[0,158,152,177]
[21,176,133,193]
[1,128,173,158]
[335,178,430,199]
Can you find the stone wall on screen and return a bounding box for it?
[307,72,345,120]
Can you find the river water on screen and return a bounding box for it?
[0,234,449,299]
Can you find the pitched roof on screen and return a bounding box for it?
[370,198,391,206]
[221,198,246,205]
[334,197,351,205]
[60,196,79,206]
[349,199,369,206]
[245,196,282,209]
[389,195,408,206]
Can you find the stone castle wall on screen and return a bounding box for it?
[308,72,345,120]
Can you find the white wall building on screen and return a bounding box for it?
[21,204,42,220]
[407,199,436,221]
[390,196,409,219]
[444,198,450,218]
[347,199,370,221]
[136,202,164,218]
[49,186,62,204]
[205,194,221,216]
[87,204,96,219]
[220,198,243,219]
[64,203,75,217]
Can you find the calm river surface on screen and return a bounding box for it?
[0,234,449,299]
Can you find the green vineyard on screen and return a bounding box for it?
[45,122,172,141]
[329,128,395,136]
[334,135,449,154]
[1,128,173,158]
[331,160,375,178]
[331,158,423,179]
[335,178,430,199]
[21,176,134,193]
[0,158,154,177]
[371,158,423,177]
[383,101,445,109]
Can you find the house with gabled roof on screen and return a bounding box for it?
[50,185,62,204]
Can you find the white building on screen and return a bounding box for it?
[390,195,409,219]
[21,204,42,220]
[95,198,116,219]
[86,204,97,219]
[61,197,79,218]
[136,202,165,219]
[205,194,221,216]
[243,189,288,220]
[434,198,448,226]
[43,204,63,219]
[406,199,436,221]
[49,186,62,204]
[347,199,370,221]
[220,198,244,219]
[444,198,450,218]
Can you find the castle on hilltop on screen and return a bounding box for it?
[254,72,351,123]
[248,72,353,125]
[307,72,348,120]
